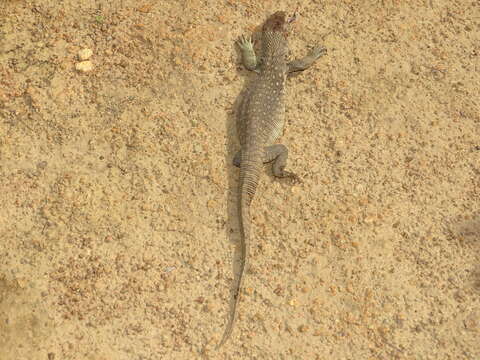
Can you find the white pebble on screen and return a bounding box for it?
[78,48,93,60]
[75,61,94,72]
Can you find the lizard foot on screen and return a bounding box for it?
[284,172,302,185]
[310,45,327,59]
[276,169,302,184]
[237,35,254,52]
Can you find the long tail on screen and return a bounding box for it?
[217,197,250,348]
[217,155,260,348]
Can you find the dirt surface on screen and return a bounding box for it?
[1,1,479,359]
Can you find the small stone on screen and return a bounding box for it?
[207,199,215,209]
[464,311,479,331]
[78,48,93,60]
[75,61,94,72]
[253,313,264,321]
[301,286,309,293]
[298,325,309,333]
[203,303,214,313]
[289,298,298,307]
[364,215,375,224]
[16,277,28,289]
[377,326,390,336]
[138,4,153,13]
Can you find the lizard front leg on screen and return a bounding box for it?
[237,35,260,73]
[288,45,327,73]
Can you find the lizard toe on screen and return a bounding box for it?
[312,45,327,59]
[275,168,302,184]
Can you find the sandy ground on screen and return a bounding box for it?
[0,0,479,359]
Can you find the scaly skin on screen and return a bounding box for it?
[218,11,327,348]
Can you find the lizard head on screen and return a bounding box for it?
[263,11,288,33]
[261,11,296,61]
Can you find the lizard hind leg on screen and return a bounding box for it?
[265,144,301,183]
[235,146,301,183]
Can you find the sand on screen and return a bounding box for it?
[0,0,479,359]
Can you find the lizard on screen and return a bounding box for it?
[218,11,327,348]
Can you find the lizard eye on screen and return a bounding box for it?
[287,12,297,24]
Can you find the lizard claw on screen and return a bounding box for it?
[237,35,254,51]
[277,170,302,184]
[285,172,302,185]
[311,45,327,59]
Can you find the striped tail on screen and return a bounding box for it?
[217,154,261,348]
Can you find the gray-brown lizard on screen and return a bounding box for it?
[218,11,327,348]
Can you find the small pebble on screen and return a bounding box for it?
[164,266,176,273]
[75,61,93,72]
[298,325,309,333]
[289,298,298,307]
[16,277,28,288]
[364,215,375,224]
[464,312,479,331]
[78,48,93,60]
